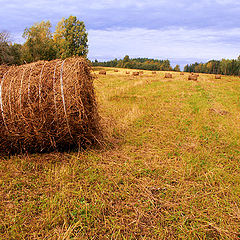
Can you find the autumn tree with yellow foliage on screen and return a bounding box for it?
[21,16,88,63]
[23,21,56,62]
[53,16,88,59]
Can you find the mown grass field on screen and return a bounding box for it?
[0,68,240,239]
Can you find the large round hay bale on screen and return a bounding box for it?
[215,75,221,79]
[0,57,101,154]
[165,73,172,78]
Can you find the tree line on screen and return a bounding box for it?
[0,16,88,65]
[93,55,181,72]
[2,19,240,77]
[184,57,240,76]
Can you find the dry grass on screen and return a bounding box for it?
[0,68,240,239]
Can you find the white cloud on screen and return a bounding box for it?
[215,0,240,5]
[88,27,240,63]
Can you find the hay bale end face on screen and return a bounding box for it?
[165,73,172,78]
[0,57,101,154]
[188,75,198,81]
[99,70,106,75]
[215,75,221,79]
[132,72,139,76]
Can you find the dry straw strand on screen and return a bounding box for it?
[60,59,73,139]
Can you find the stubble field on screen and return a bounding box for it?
[0,68,240,239]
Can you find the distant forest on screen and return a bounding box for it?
[184,57,240,76]
[92,55,180,71]
[93,55,240,76]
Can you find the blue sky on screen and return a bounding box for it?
[0,0,240,68]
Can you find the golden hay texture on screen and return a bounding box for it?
[188,75,198,81]
[152,71,157,74]
[139,71,144,75]
[132,72,139,76]
[0,57,101,154]
[180,72,184,75]
[215,74,221,79]
[99,70,106,75]
[165,73,172,78]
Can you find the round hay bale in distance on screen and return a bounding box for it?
[114,69,119,72]
[188,75,198,81]
[0,57,101,154]
[191,73,199,77]
[126,71,130,74]
[180,72,184,75]
[215,75,221,79]
[99,70,106,75]
[165,73,172,78]
[152,71,157,74]
[132,72,139,76]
